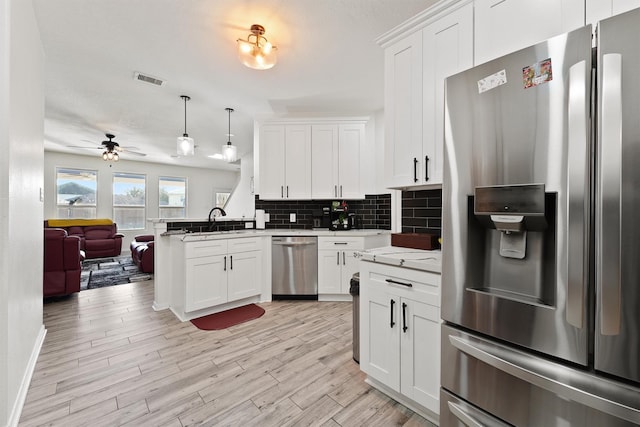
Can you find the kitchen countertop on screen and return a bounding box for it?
[163,228,391,241]
[358,246,442,273]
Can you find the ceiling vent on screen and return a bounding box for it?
[133,71,166,86]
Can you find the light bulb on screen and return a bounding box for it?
[107,151,114,160]
[102,151,108,160]
[113,152,119,161]
[263,41,273,54]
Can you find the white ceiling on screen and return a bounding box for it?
[33,0,437,170]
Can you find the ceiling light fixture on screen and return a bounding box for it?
[102,149,119,162]
[177,95,195,156]
[222,107,238,163]
[236,24,277,70]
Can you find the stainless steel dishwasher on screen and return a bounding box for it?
[271,236,318,299]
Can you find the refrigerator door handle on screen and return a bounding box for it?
[448,334,640,423]
[566,60,589,329]
[599,53,623,336]
[446,402,484,427]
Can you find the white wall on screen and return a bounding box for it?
[223,152,256,219]
[1,0,46,425]
[44,151,242,250]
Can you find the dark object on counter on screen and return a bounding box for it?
[350,272,360,363]
[391,233,440,250]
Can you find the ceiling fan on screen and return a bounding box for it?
[68,133,147,161]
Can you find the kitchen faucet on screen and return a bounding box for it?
[208,207,227,231]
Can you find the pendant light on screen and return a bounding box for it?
[222,107,238,162]
[177,95,195,156]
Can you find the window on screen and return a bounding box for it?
[56,168,97,218]
[113,172,146,230]
[159,176,187,218]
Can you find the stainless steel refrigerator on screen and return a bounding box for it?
[441,8,640,426]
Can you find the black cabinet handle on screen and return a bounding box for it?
[281,186,284,198]
[336,252,340,265]
[390,299,396,328]
[334,242,348,245]
[224,255,227,271]
[286,186,289,198]
[335,185,338,197]
[230,255,233,270]
[385,278,413,288]
[342,251,346,265]
[425,155,430,182]
[402,302,408,333]
[413,157,418,183]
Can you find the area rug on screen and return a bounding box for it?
[190,304,265,330]
[81,255,152,290]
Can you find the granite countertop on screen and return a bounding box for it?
[165,229,391,240]
[358,246,442,273]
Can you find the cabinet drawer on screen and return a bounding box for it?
[318,237,364,250]
[363,261,440,307]
[185,240,227,258]
[227,236,261,253]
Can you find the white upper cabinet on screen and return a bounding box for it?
[587,0,640,25]
[382,2,473,189]
[337,124,364,199]
[474,0,585,65]
[258,124,312,200]
[422,3,474,186]
[383,31,424,188]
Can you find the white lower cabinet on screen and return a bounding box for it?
[181,237,262,315]
[318,234,390,296]
[360,260,441,416]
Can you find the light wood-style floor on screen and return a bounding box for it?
[19,281,435,426]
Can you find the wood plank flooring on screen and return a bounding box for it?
[20,281,435,426]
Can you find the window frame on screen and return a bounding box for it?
[55,167,98,219]
[112,172,147,230]
[158,175,187,219]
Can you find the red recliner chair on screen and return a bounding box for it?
[130,235,154,273]
[44,228,83,297]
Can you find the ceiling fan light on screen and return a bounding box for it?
[177,135,195,156]
[102,151,108,161]
[113,152,119,162]
[107,151,114,160]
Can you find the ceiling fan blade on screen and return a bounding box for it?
[122,150,147,156]
[67,145,102,150]
[115,145,140,151]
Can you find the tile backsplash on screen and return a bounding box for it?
[401,189,442,236]
[254,194,392,230]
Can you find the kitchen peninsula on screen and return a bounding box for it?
[149,218,390,321]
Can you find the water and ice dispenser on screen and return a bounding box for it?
[468,184,556,306]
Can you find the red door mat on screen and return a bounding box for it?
[190,304,265,330]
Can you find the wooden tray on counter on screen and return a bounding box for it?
[391,233,440,250]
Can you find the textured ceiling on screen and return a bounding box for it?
[33,0,437,169]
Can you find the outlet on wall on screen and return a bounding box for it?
[290,213,296,222]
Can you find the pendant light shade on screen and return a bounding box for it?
[222,107,238,162]
[177,95,195,156]
[237,24,277,70]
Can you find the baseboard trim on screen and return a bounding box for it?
[8,325,46,427]
[152,301,169,311]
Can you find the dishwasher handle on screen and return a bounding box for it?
[272,241,316,247]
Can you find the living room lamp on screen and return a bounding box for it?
[222,107,238,163]
[237,24,277,70]
[177,95,195,156]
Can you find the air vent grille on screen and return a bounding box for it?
[133,72,166,86]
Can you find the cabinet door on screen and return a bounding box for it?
[185,255,227,312]
[474,0,584,65]
[284,125,312,199]
[422,3,473,186]
[364,287,401,391]
[340,250,361,294]
[311,124,339,199]
[587,0,640,25]
[258,125,286,199]
[384,31,423,188]
[338,124,363,199]
[400,298,441,414]
[227,251,262,301]
[318,250,342,294]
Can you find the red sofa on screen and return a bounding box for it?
[43,228,83,297]
[44,219,124,259]
[130,235,154,273]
